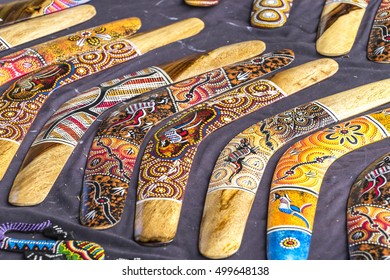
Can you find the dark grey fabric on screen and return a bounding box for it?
[0,0,388,260]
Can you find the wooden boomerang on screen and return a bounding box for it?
[0,220,104,260]
[0,4,96,53]
[0,0,90,26]
[80,49,295,230]
[316,0,369,56]
[367,0,390,63]
[8,40,267,206]
[347,152,390,259]
[200,79,390,259]
[135,58,337,245]
[250,0,293,28]
[0,17,142,87]
[266,78,390,260]
[0,17,205,180]
[184,0,219,7]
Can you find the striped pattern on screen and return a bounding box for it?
[33,67,172,147]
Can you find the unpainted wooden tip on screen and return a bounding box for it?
[164,40,266,82]
[8,144,74,206]
[0,140,19,180]
[130,17,205,53]
[199,190,253,259]
[134,200,182,245]
[185,0,219,7]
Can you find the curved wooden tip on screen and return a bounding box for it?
[130,18,205,53]
[8,143,73,206]
[199,190,254,259]
[134,200,182,245]
[184,0,219,7]
[316,7,365,56]
[319,78,390,121]
[0,4,97,47]
[161,40,266,82]
[0,140,19,180]
[270,58,339,95]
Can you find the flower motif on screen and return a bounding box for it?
[68,27,112,47]
[324,122,363,145]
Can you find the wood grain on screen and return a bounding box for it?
[8,41,266,206]
[0,0,90,26]
[318,78,390,119]
[129,18,204,54]
[0,4,96,51]
[316,1,368,56]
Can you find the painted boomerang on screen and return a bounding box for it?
[135,58,337,245]
[267,84,390,259]
[347,151,390,259]
[367,0,390,63]
[201,78,390,259]
[8,40,267,206]
[80,49,295,229]
[0,18,204,180]
[0,17,142,86]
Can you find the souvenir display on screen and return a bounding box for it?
[201,78,390,259]
[0,17,142,86]
[135,58,337,245]
[367,0,390,63]
[0,18,204,179]
[0,0,90,26]
[316,0,369,56]
[347,152,390,259]
[0,220,105,260]
[0,5,96,52]
[8,40,267,206]
[81,49,294,229]
[250,0,293,28]
[267,84,390,259]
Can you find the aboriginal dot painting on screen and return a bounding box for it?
[347,152,390,259]
[208,102,338,195]
[0,39,140,144]
[0,18,140,86]
[137,80,287,203]
[80,49,295,228]
[251,0,293,28]
[267,109,390,260]
[367,0,390,62]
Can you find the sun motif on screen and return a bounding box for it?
[280,237,300,249]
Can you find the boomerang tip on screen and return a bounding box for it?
[8,143,74,206]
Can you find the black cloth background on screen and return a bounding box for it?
[0,0,389,260]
